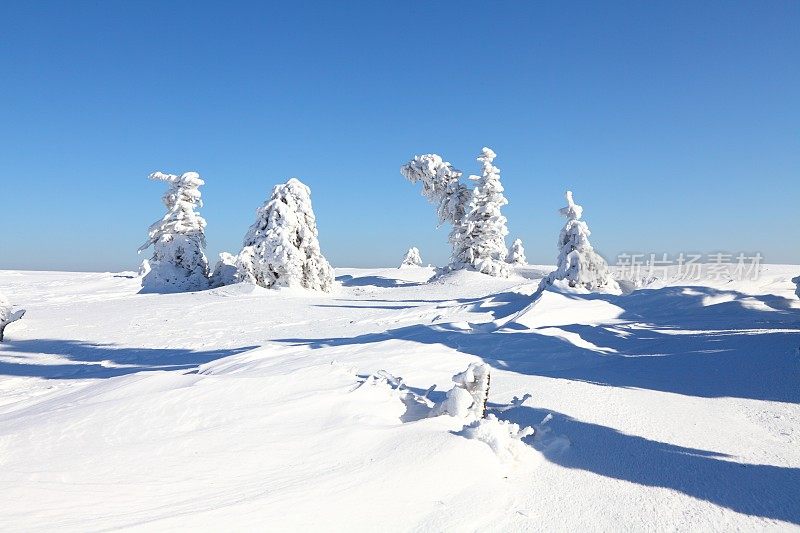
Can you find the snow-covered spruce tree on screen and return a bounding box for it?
[400,154,471,227]
[138,171,209,293]
[399,247,423,268]
[0,292,25,342]
[450,148,509,277]
[507,238,527,265]
[540,190,619,292]
[237,178,334,291]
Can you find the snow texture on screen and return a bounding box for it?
[450,148,510,277]
[400,247,423,268]
[0,291,25,342]
[459,414,534,462]
[1,264,799,530]
[138,171,209,293]
[507,238,527,265]
[237,178,334,292]
[540,190,620,293]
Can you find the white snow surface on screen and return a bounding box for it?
[0,264,799,531]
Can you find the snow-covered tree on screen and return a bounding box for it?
[138,171,209,293]
[400,154,470,227]
[540,190,619,292]
[793,275,800,299]
[237,178,334,292]
[507,238,527,265]
[431,362,491,419]
[450,148,509,277]
[399,247,423,268]
[0,292,25,342]
[209,252,239,288]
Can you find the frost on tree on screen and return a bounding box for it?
[399,247,423,268]
[237,178,334,292]
[540,190,620,293]
[0,292,25,342]
[507,238,527,265]
[138,171,210,293]
[431,362,491,419]
[450,147,510,277]
[400,154,471,227]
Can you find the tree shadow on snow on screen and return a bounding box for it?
[0,339,257,379]
[277,286,800,404]
[506,405,800,524]
[336,275,426,288]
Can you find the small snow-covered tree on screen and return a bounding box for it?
[138,171,209,292]
[0,292,25,342]
[540,190,619,292]
[209,252,239,288]
[237,178,334,292]
[431,362,491,419]
[507,238,527,265]
[450,148,509,277]
[399,247,423,268]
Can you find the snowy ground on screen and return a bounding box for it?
[0,265,798,531]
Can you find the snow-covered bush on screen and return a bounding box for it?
[450,148,509,277]
[209,252,239,288]
[237,178,334,292]
[400,247,423,268]
[507,238,527,265]
[540,190,620,293]
[138,171,209,293]
[0,292,25,342]
[459,414,534,462]
[431,362,491,419]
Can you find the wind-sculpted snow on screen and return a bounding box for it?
[0,265,798,530]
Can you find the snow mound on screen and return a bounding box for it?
[502,290,625,330]
[459,414,534,462]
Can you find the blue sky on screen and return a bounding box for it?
[1,1,798,271]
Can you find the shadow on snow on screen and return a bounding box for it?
[277,285,800,522]
[0,339,257,379]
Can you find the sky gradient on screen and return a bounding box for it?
[1,1,798,271]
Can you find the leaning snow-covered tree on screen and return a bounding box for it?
[400,247,423,268]
[138,171,210,293]
[400,154,471,227]
[507,238,527,265]
[0,292,25,342]
[450,148,509,277]
[237,178,334,292]
[540,190,619,292]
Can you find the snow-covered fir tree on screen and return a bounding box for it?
[540,190,620,293]
[237,178,334,292]
[138,171,210,293]
[450,148,509,277]
[507,238,527,265]
[0,292,25,342]
[400,154,470,227]
[399,247,423,268]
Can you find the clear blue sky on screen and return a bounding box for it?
[1,1,798,271]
